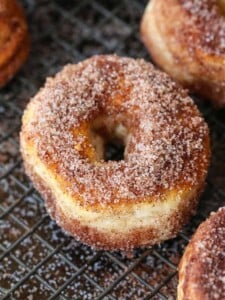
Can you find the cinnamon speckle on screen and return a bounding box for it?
[179,207,225,299]
[180,0,225,55]
[22,55,209,206]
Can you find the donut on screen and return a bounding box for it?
[0,0,30,87]
[20,55,210,250]
[178,207,225,300]
[141,0,225,107]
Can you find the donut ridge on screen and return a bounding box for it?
[21,55,210,250]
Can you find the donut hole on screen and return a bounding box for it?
[104,138,125,161]
[90,117,128,161]
[218,0,225,15]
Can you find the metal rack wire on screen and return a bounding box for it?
[0,0,225,299]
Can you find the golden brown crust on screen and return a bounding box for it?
[20,55,210,250]
[23,159,203,251]
[141,0,225,106]
[21,55,210,206]
[178,207,225,300]
[0,0,30,87]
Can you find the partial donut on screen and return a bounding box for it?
[20,55,210,250]
[0,0,30,87]
[178,207,225,300]
[141,0,225,107]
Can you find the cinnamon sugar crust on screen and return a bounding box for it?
[21,55,209,206]
[20,55,210,250]
[0,0,30,87]
[179,0,225,56]
[178,207,225,300]
[23,159,203,251]
[141,0,225,106]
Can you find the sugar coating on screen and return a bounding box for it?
[187,207,225,299]
[180,0,225,55]
[24,55,209,206]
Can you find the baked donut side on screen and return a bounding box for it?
[0,0,30,87]
[21,144,204,251]
[178,207,225,300]
[20,55,210,250]
[140,0,225,106]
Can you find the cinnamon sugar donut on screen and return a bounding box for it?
[141,0,225,107]
[20,55,210,250]
[178,207,225,300]
[0,0,29,87]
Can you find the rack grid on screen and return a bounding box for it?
[0,0,225,299]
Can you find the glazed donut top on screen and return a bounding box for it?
[0,0,28,68]
[178,0,225,55]
[23,55,209,206]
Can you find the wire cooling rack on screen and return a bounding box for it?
[0,0,225,299]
